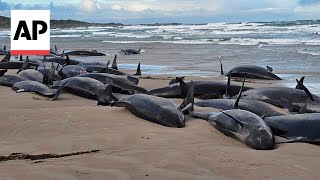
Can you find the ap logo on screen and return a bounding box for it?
[11,10,50,55]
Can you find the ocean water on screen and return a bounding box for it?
[0,20,320,94]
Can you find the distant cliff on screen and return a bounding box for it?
[0,16,10,28]
[0,16,123,29]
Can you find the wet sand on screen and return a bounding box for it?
[0,73,320,180]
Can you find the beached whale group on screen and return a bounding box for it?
[0,45,319,150]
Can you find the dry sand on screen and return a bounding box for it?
[0,75,320,180]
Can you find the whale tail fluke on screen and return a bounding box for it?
[266,66,273,72]
[296,79,314,101]
[169,76,184,85]
[295,76,305,90]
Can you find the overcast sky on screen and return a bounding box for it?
[1,0,320,24]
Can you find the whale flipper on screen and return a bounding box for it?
[179,81,194,114]
[233,77,245,109]
[51,80,69,101]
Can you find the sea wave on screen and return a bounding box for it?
[50,21,320,46]
[102,37,320,45]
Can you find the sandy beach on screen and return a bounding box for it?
[1,1,320,179]
[1,72,320,180]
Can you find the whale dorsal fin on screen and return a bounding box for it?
[266,66,273,72]
[233,77,245,109]
[106,60,110,67]
[296,79,314,101]
[112,55,118,70]
[223,73,231,99]
[295,76,305,90]
[219,60,224,75]
[3,45,6,51]
[55,45,58,52]
[176,77,188,99]
[19,55,23,61]
[134,63,141,76]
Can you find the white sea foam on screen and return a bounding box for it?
[92,31,115,35]
[298,49,320,56]
[51,35,82,38]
